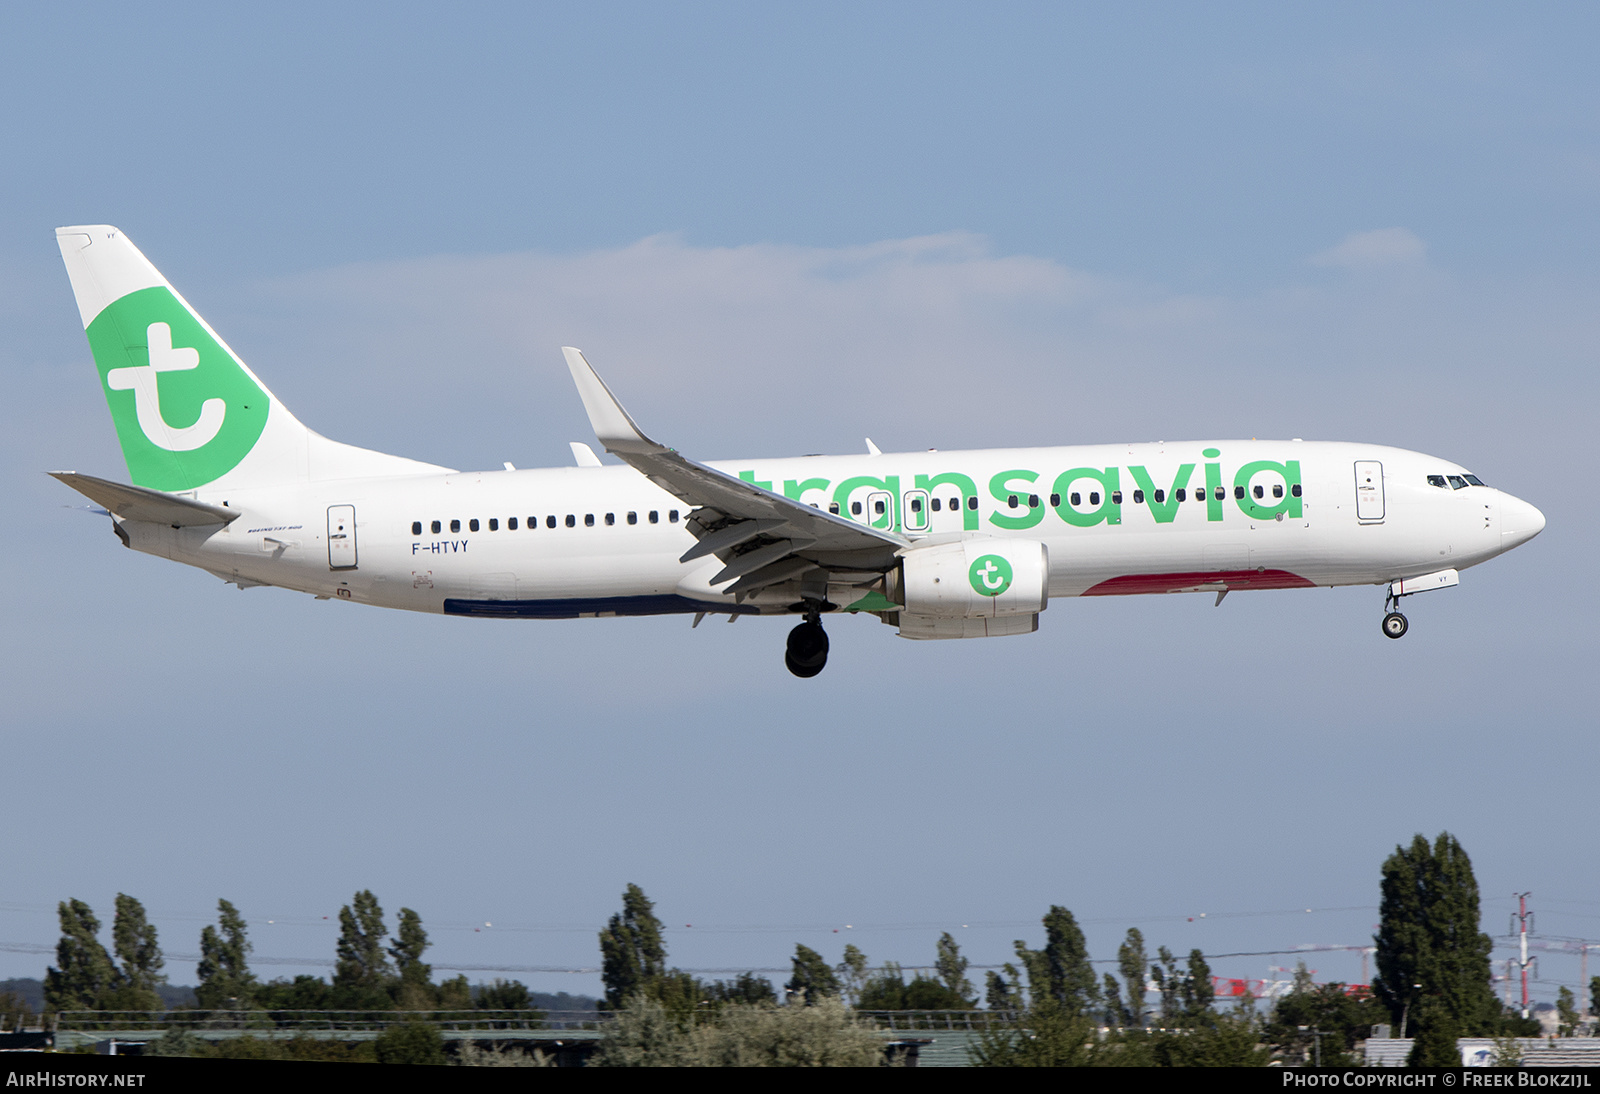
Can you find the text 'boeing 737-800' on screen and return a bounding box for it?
[50,226,1545,676]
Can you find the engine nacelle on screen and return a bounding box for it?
[891,539,1049,619]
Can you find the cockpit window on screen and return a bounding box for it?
[1462,474,1486,486]
[1447,475,1468,490]
[1427,475,1448,488]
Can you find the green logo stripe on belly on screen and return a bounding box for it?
[86,286,268,491]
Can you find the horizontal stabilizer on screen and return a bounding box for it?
[49,471,239,526]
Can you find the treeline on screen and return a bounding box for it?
[27,890,587,1017]
[595,832,1570,1067]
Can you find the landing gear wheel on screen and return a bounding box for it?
[785,620,829,678]
[1382,611,1409,640]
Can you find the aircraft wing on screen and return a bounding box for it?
[50,471,240,526]
[563,348,906,595]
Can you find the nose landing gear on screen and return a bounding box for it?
[1381,591,1408,640]
[785,611,829,678]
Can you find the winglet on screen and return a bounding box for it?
[562,347,662,456]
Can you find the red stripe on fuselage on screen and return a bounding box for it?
[1082,569,1316,596]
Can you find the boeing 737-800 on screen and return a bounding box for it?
[50,226,1546,676]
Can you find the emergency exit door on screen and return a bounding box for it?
[328,505,358,569]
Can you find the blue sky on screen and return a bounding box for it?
[2,3,1596,1006]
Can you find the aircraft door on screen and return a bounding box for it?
[902,489,930,533]
[1354,462,1385,523]
[866,490,895,531]
[328,505,358,569]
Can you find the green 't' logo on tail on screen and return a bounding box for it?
[87,286,268,491]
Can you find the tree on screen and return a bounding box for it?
[1014,906,1098,1014]
[985,964,1024,1013]
[1557,987,1582,1038]
[333,890,393,1007]
[785,944,840,1005]
[704,973,776,1006]
[934,932,974,1005]
[373,1018,447,1065]
[1118,928,1148,1027]
[599,884,667,1010]
[475,978,536,1011]
[970,998,1131,1067]
[389,907,433,1008]
[196,899,256,1009]
[834,944,869,1006]
[43,900,117,1012]
[1152,947,1214,1026]
[1265,970,1386,1066]
[107,894,164,1011]
[857,963,969,1010]
[1372,832,1498,1039]
[594,997,883,1067]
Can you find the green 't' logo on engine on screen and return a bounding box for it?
[87,286,269,492]
[968,554,1013,597]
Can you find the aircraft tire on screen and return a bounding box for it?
[785,652,826,678]
[786,621,829,677]
[1382,611,1409,640]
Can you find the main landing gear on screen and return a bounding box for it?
[1381,590,1409,640]
[785,611,829,678]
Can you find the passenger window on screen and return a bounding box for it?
[1090,492,1101,505]
[967,496,977,510]
[627,511,638,525]
[1427,475,1448,488]
[508,517,518,530]
[451,519,461,533]
[1008,495,1019,509]
[649,511,659,524]
[470,518,481,532]
[566,515,575,528]
[1151,490,1162,504]
[1132,490,1144,504]
[585,514,595,527]
[874,500,885,515]
[488,518,498,531]
[669,510,679,523]
[910,497,923,513]
[828,503,840,515]
[1175,489,1185,502]
[930,498,941,512]
[411,521,422,536]
[1028,494,1040,508]
[1291,484,1302,498]
[1111,491,1122,504]
[1070,492,1081,506]
[547,515,556,528]
[852,501,863,515]
[1050,493,1061,507]
[1234,486,1245,500]
[1215,488,1225,500]
[605,513,614,526]
[1253,485,1263,500]
[1272,485,1283,499]
[432,520,441,534]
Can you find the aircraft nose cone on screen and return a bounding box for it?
[1500,494,1546,550]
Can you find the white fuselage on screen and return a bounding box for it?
[115,439,1544,620]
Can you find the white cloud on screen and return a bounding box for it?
[1309,227,1428,269]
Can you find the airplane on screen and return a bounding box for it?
[50,225,1546,677]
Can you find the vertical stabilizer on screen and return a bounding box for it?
[57,226,449,493]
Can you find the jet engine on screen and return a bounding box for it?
[889,539,1048,619]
